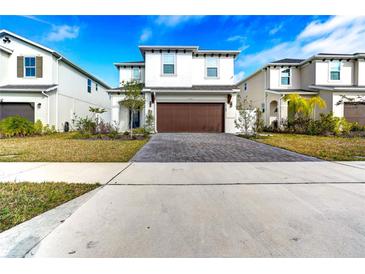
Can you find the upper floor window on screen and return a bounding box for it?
[132,67,141,81]
[244,83,248,90]
[96,83,98,91]
[206,57,219,78]
[87,79,92,93]
[330,60,341,80]
[280,68,291,85]
[162,53,175,75]
[24,57,36,77]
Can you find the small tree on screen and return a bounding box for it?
[119,81,145,138]
[89,106,106,127]
[144,109,155,134]
[235,96,256,136]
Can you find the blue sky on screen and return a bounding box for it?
[1,15,365,87]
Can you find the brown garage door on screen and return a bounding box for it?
[344,103,365,126]
[0,103,35,122]
[157,103,224,133]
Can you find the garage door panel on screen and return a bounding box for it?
[344,103,365,126]
[0,103,35,122]
[157,103,224,133]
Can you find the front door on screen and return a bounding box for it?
[129,109,140,128]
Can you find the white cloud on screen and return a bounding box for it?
[139,28,152,43]
[269,24,283,35]
[237,16,365,75]
[154,16,205,28]
[234,71,245,83]
[226,35,246,43]
[45,25,80,42]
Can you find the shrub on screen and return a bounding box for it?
[72,115,96,134]
[144,110,155,134]
[34,120,43,135]
[43,124,57,135]
[0,116,34,137]
[350,122,365,132]
[132,127,146,135]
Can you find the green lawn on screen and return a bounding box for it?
[254,133,365,161]
[0,182,99,232]
[0,133,147,162]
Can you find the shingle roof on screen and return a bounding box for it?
[271,58,305,64]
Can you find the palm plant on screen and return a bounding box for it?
[284,93,326,119]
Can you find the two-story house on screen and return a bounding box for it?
[0,29,111,130]
[108,46,240,133]
[238,53,365,127]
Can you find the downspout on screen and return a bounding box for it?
[55,56,63,130]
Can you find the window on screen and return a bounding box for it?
[87,79,92,93]
[24,57,36,77]
[132,67,141,80]
[162,53,175,75]
[280,68,291,85]
[96,83,98,91]
[206,57,219,78]
[330,60,341,80]
[244,83,248,90]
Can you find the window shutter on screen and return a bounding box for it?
[36,56,43,78]
[17,56,24,78]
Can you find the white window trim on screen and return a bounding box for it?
[24,56,36,78]
[279,67,292,87]
[205,57,220,79]
[131,67,141,81]
[87,79,92,93]
[328,60,342,82]
[161,52,177,76]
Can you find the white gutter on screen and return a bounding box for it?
[41,85,58,125]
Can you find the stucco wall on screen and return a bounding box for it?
[192,55,235,86]
[240,70,266,110]
[144,51,192,87]
[0,35,56,85]
[300,62,315,89]
[269,67,301,89]
[57,61,111,130]
[110,91,238,133]
[118,66,145,85]
[315,60,354,86]
[0,92,48,123]
[357,60,365,86]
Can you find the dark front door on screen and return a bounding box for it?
[0,103,35,122]
[157,103,224,133]
[344,102,365,126]
[129,109,140,128]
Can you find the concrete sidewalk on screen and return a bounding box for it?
[0,162,130,184]
[25,160,365,258]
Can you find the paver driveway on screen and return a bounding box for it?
[132,133,318,162]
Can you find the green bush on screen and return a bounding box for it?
[350,122,365,132]
[34,120,43,135]
[131,127,146,135]
[0,116,35,137]
[43,124,57,135]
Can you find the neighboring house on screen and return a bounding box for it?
[108,46,240,133]
[0,29,111,130]
[238,53,365,127]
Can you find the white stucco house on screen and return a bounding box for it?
[238,53,365,127]
[0,29,111,131]
[108,46,241,133]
